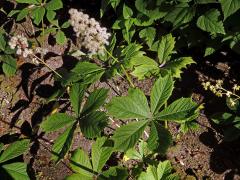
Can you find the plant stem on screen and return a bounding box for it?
[32,54,62,78]
[104,48,135,88]
[164,102,168,129]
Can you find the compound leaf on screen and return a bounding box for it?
[1,162,29,180]
[41,113,75,132]
[156,98,198,122]
[197,9,225,34]
[112,120,148,152]
[150,75,174,115]
[80,111,108,138]
[0,139,30,163]
[219,0,240,20]
[107,88,151,119]
[92,137,113,172]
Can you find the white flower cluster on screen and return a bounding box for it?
[8,35,33,58]
[69,8,111,55]
[8,35,49,65]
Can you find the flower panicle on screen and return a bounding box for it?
[201,79,240,107]
[68,8,111,55]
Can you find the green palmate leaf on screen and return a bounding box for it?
[131,64,159,80]
[51,123,76,162]
[46,10,56,23]
[92,137,113,172]
[138,161,176,180]
[219,0,240,20]
[69,83,86,117]
[56,30,66,45]
[164,57,195,78]
[80,111,108,138]
[70,149,93,177]
[16,8,29,21]
[150,75,174,115]
[46,0,63,10]
[1,55,17,76]
[66,173,92,180]
[157,161,174,179]
[147,122,172,154]
[1,163,29,180]
[32,7,45,25]
[135,0,166,20]
[123,3,133,19]
[156,98,198,122]
[164,3,195,28]
[204,46,216,57]
[0,33,6,51]
[99,166,128,180]
[41,113,75,132]
[81,88,108,115]
[124,147,142,161]
[196,9,225,34]
[124,140,150,161]
[0,139,30,163]
[158,34,175,64]
[130,55,159,79]
[15,0,39,4]
[112,120,148,152]
[139,27,156,48]
[107,88,151,119]
[71,61,103,75]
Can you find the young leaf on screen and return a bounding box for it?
[164,57,195,78]
[219,0,240,20]
[157,161,173,179]
[157,34,175,64]
[111,120,148,152]
[138,161,175,180]
[156,98,198,122]
[197,9,225,34]
[1,162,30,180]
[147,122,172,154]
[139,27,156,48]
[46,0,63,10]
[1,55,17,76]
[123,3,133,19]
[0,33,6,51]
[130,55,159,80]
[107,88,151,119]
[46,10,56,23]
[0,139,30,163]
[80,111,108,138]
[150,75,174,115]
[41,113,75,132]
[69,83,86,117]
[51,123,76,162]
[99,166,128,180]
[164,4,195,28]
[16,8,29,21]
[92,137,113,172]
[81,88,109,115]
[70,149,93,177]
[56,30,66,45]
[32,7,45,25]
[71,61,103,76]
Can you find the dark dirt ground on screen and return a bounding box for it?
[1,1,240,180]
